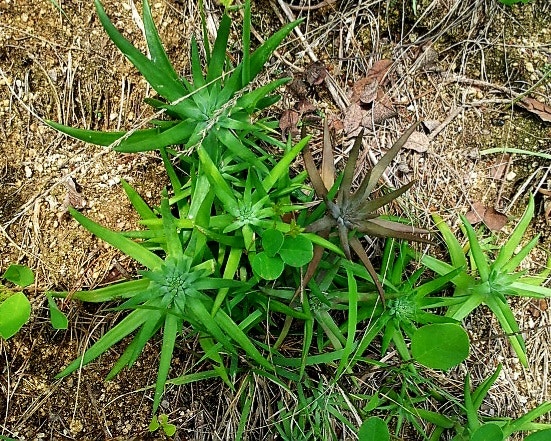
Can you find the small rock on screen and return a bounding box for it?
[525,61,535,73]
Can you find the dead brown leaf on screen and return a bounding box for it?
[422,120,440,133]
[279,109,300,137]
[287,77,309,99]
[305,61,327,86]
[465,201,486,224]
[518,97,551,123]
[366,59,393,85]
[483,207,509,231]
[465,201,508,231]
[343,102,363,135]
[403,131,430,153]
[359,79,379,105]
[362,94,397,129]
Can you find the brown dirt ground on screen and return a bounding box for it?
[1,0,551,439]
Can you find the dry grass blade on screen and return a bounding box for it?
[301,125,329,199]
[321,118,336,190]
[337,129,364,207]
[349,236,385,306]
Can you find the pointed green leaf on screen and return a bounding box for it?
[46,294,68,330]
[94,0,187,103]
[69,208,163,269]
[142,0,180,84]
[206,14,231,84]
[152,312,179,414]
[197,146,238,213]
[263,135,310,192]
[121,179,157,221]
[461,215,490,281]
[495,195,534,272]
[56,308,151,378]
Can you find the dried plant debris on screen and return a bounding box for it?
[279,109,301,137]
[343,59,397,135]
[62,177,86,211]
[488,154,511,181]
[305,61,327,86]
[280,62,329,136]
[538,188,551,223]
[465,201,508,231]
[402,131,430,153]
[517,97,551,123]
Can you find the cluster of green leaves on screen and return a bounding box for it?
[421,196,551,367]
[43,0,551,439]
[1,264,67,339]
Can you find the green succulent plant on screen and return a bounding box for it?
[420,195,551,366]
[46,0,301,169]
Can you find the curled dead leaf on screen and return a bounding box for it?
[359,79,379,105]
[287,77,309,99]
[366,59,393,85]
[422,119,440,133]
[465,201,486,224]
[362,94,397,129]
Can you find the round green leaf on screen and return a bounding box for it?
[0,292,31,339]
[411,323,469,370]
[279,235,313,267]
[251,252,284,280]
[3,264,34,288]
[358,417,389,441]
[525,429,551,441]
[471,423,503,441]
[262,229,284,257]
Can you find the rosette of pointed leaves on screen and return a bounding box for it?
[420,195,551,367]
[51,192,274,416]
[46,0,301,166]
[303,121,431,302]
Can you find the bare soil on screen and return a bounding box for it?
[1,0,551,439]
